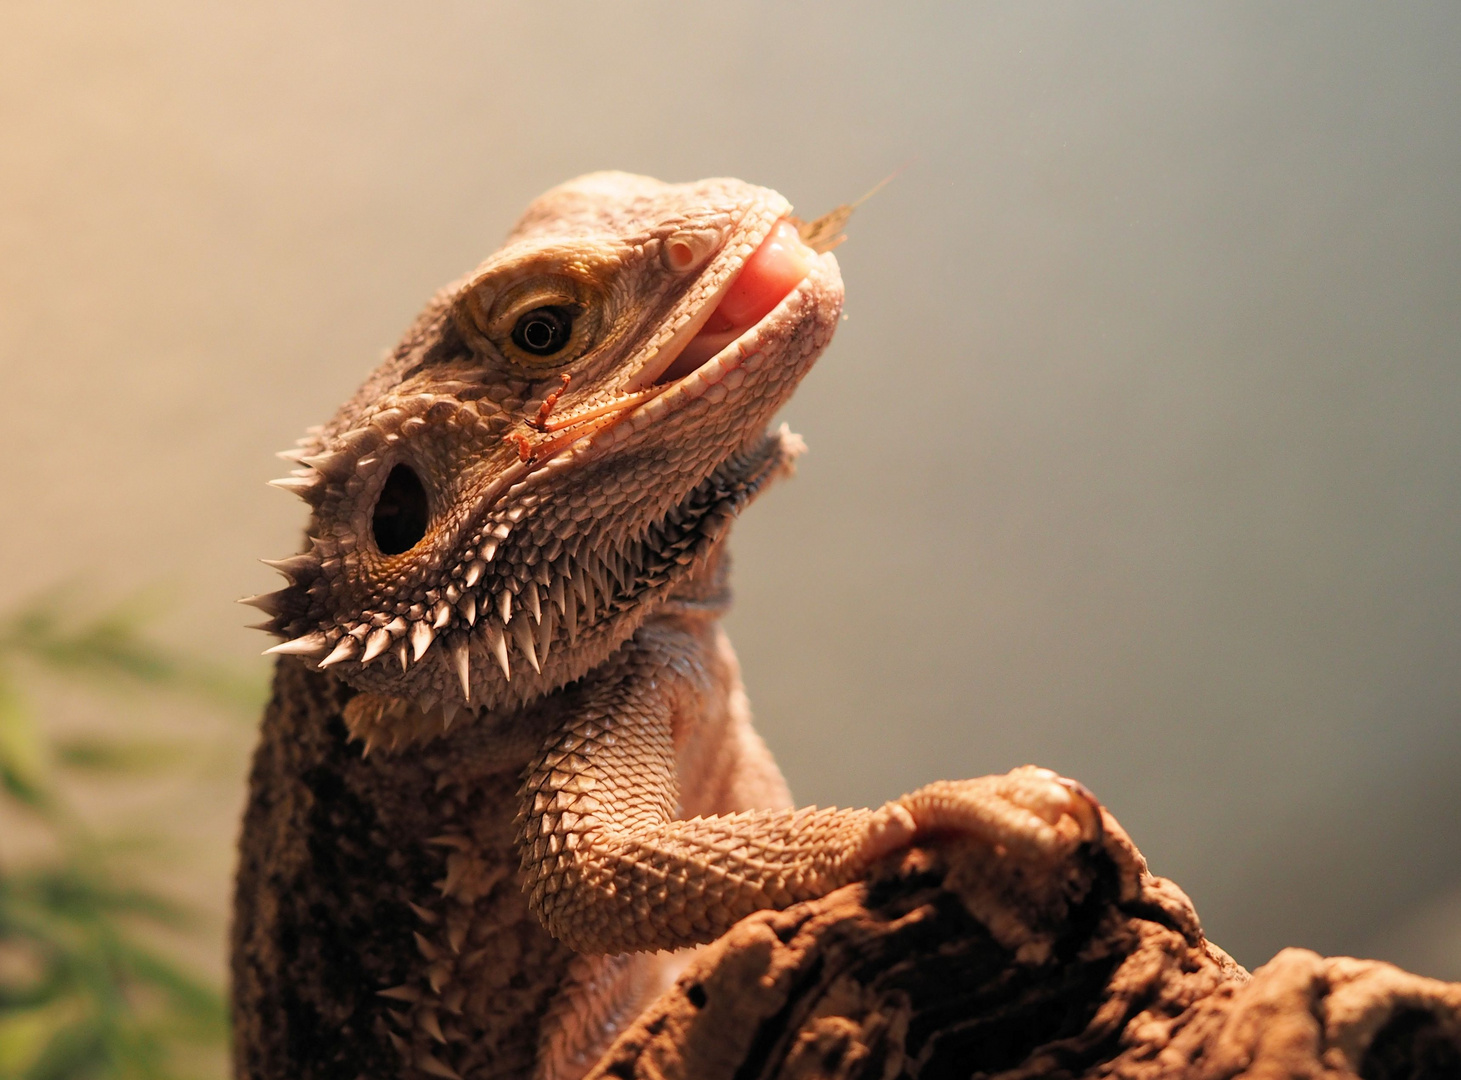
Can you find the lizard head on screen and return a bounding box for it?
[249,172,844,717]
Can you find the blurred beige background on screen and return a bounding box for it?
[2,1,1459,978]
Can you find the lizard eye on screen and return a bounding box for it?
[454,271,604,370]
[511,306,575,356]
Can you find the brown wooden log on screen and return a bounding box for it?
[587,807,1461,1080]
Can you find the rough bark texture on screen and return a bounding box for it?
[587,810,1461,1080]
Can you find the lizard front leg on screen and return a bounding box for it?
[517,620,1100,957]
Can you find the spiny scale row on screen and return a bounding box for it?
[373,831,546,1080]
[253,494,713,704]
[250,426,786,712]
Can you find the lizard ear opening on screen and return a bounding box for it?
[372,464,430,555]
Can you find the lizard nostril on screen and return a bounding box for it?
[371,464,429,555]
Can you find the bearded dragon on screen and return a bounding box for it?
[233,173,1098,1080]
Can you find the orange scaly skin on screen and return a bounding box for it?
[233,173,1098,1080]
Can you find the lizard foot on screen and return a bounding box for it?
[863,766,1102,867]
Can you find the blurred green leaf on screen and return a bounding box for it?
[0,589,266,713]
[0,999,87,1079]
[54,739,191,776]
[0,677,51,812]
[0,589,253,1079]
[18,1018,107,1080]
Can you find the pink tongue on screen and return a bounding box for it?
[703,219,813,333]
[659,219,814,380]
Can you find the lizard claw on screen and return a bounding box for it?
[1055,773,1104,844]
[875,766,1103,865]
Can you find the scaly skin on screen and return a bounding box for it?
[233,173,1099,1080]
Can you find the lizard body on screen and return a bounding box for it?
[234,173,1096,1080]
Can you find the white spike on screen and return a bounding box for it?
[299,449,352,481]
[479,538,498,562]
[581,568,598,625]
[361,627,393,664]
[396,639,409,671]
[549,575,566,615]
[496,590,512,625]
[410,621,435,661]
[267,474,324,500]
[523,585,542,623]
[261,554,319,583]
[535,604,555,667]
[239,591,289,616]
[458,594,476,626]
[385,616,408,635]
[464,560,485,588]
[484,622,511,680]
[318,635,359,668]
[276,447,308,462]
[510,618,539,674]
[263,631,329,657]
[433,601,453,630]
[450,637,470,702]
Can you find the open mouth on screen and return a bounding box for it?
[514,218,818,461]
[651,218,816,385]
